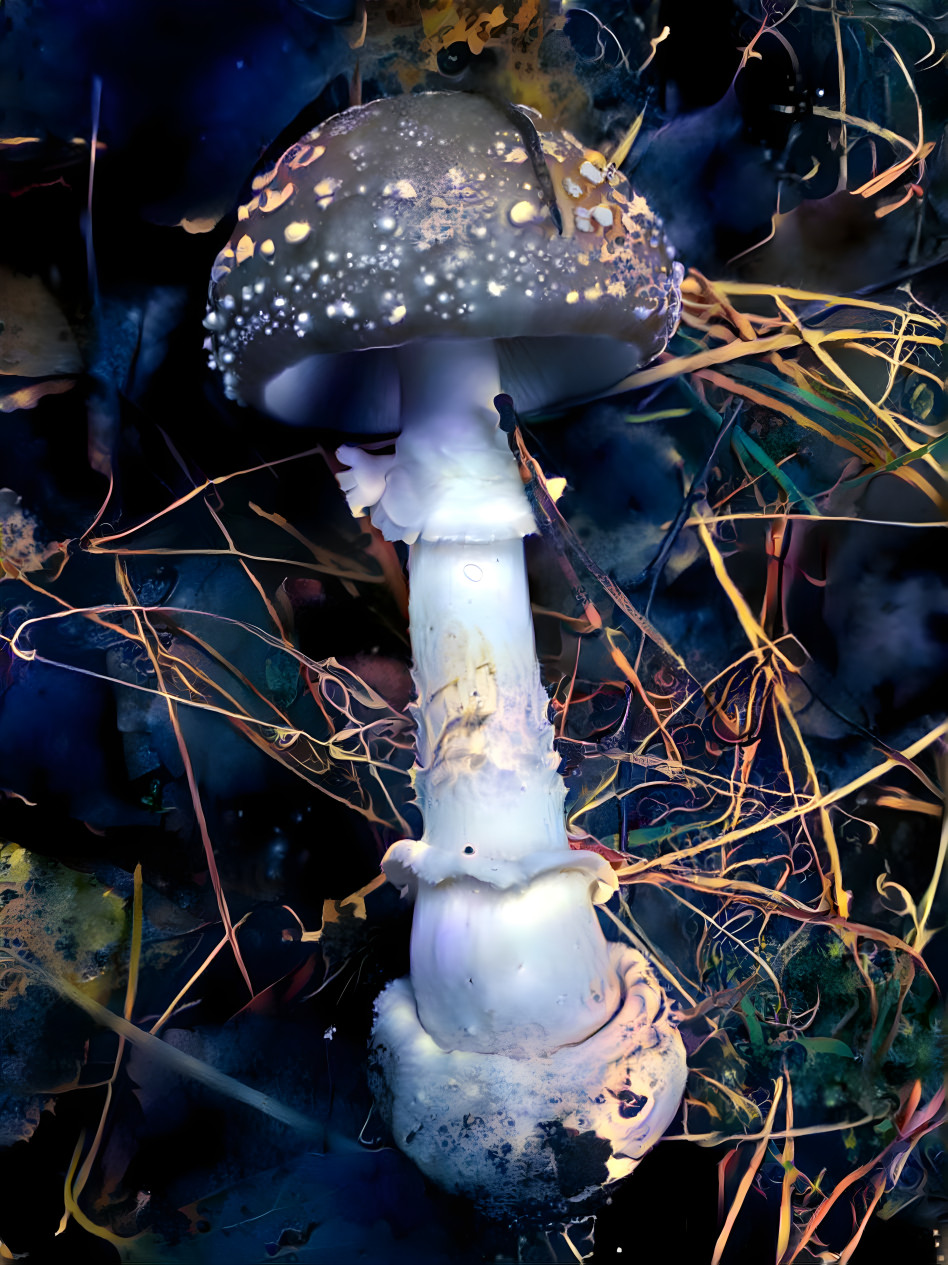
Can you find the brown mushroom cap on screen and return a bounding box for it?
[206,91,682,427]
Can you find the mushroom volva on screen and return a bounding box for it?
[206,91,688,1216]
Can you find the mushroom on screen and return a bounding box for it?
[206,90,688,1216]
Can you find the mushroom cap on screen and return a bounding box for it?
[206,91,682,427]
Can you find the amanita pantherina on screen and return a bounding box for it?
[207,91,688,1214]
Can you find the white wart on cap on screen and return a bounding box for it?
[205,91,683,427]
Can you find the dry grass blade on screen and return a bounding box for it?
[712,1078,784,1264]
[56,864,144,1244]
[786,1087,946,1262]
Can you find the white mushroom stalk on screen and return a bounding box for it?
[338,339,621,1059]
[205,90,688,1216]
[335,336,686,1213]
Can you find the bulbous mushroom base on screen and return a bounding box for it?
[367,943,687,1220]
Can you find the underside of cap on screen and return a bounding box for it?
[255,334,655,430]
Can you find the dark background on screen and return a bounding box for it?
[0,1,945,1261]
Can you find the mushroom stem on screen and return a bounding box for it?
[339,339,621,1055]
[336,340,535,545]
[403,534,623,1057]
[408,534,566,862]
[334,338,686,1212]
